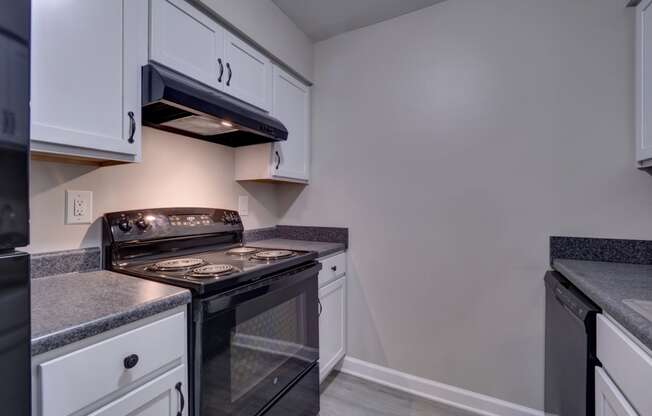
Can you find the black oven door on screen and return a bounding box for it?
[196,262,320,416]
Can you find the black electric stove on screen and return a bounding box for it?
[103,207,321,416]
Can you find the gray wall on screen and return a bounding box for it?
[279,0,650,409]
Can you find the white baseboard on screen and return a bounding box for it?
[336,356,544,416]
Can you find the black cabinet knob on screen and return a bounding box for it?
[123,354,139,369]
[331,266,337,272]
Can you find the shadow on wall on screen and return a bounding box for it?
[82,218,104,254]
[276,182,307,219]
[342,252,390,368]
[30,160,97,197]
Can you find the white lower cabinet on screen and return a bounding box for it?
[318,252,347,382]
[90,365,186,416]
[596,314,652,416]
[595,367,638,416]
[33,308,188,416]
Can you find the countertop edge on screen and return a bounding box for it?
[31,290,191,356]
[316,247,346,258]
[552,259,652,352]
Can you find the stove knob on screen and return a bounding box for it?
[117,216,133,232]
[135,215,149,230]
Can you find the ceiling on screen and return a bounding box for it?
[272,0,448,42]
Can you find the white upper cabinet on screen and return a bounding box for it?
[224,33,273,111]
[149,0,272,111]
[636,0,652,166]
[272,66,310,181]
[150,0,224,89]
[30,0,147,163]
[235,66,311,183]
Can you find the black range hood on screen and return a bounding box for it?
[142,63,288,147]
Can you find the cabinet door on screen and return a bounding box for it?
[223,33,272,111]
[150,0,224,90]
[595,367,638,416]
[637,0,652,165]
[319,277,346,382]
[89,366,187,416]
[271,66,310,181]
[31,0,146,160]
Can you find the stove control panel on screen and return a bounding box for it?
[104,208,244,242]
[169,214,214,227]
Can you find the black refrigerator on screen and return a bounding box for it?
[0,0,31,414]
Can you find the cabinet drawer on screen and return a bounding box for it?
[596,314,652,415]
[318,252,346,287]
[39,312,186,416]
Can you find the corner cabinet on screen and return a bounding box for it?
[235,66,311,183]
[636,0,652,167]
[149,0,272,112]
[318,252,347,382]
[30,0,148,164]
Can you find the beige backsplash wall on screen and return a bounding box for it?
[27,127,279,254]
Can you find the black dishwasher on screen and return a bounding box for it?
[544,271,600,416]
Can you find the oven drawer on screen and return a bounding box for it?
[596,314,652,416]
[39,312,186,416]
[263,365,319,416]
[318,252,346,287]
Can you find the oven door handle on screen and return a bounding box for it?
[204,262,322,315]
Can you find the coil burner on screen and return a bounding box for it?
[187,264,238,279]
[149,258,205,271]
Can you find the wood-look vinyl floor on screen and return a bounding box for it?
[320,371,477,416]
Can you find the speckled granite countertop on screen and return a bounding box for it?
[32,270,191,356]
[248,239,346,258]
[552,259,652,351]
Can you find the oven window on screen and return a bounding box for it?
[201,278,319,416]
[231,295,307,401]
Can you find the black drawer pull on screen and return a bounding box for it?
[176,382,185,416]
[331,265,337,272]
[123,354,139,369]
[127,111,136,144]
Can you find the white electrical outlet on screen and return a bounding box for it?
[238,195,249,216]
[66,190,92,224]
